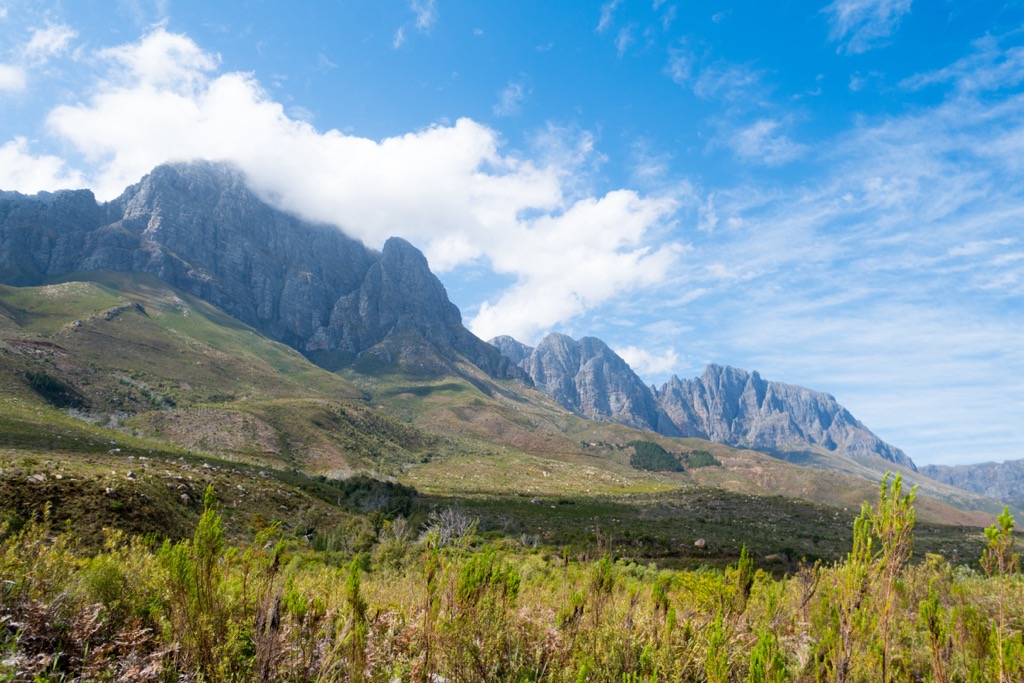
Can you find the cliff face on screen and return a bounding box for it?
[656,364,916,470]
[492,334,914,470]
[0,161,523,380]
[492,333,673,433]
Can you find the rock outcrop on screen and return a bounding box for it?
[491,334,674,433]
[656,364,916,470]
[0,161,524,381]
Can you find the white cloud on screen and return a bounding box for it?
[666,43,766,104]
[725,119,806,166]
[615,344,679,377]
[469,191,682,341]
[493,80,526,117]
[33,28,681,346]
[0,62,26,92]
[392,27,406,49]
[23,23,77,65]
[901,35,1024,94]
[824,0,912,55]
[0,137,85,192]
[96,28,219,92]
[615,26,634,58]
[411,0,437,32]
[596,0,623,33]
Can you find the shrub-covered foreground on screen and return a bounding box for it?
[1,475,1021,682]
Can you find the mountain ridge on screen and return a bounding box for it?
[0,161,524,383]
[491,333,916,471]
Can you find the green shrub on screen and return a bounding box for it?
[684,449,722,468]
[628,440,683,472]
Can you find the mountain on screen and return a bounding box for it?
[920,460,1024,509]
[0,161,523,382]
[491,334,915,471]
[657,364,916,470]
[490,334,676,434]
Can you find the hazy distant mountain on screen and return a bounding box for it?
[492,334,915,470]
[920,460,1024,508]
[0,161,523,381]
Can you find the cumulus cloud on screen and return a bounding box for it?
[824,0,912,55]
[0,137,85,192]
[615,344,679,378]
[470,191,681,341]
[36,28,681,344]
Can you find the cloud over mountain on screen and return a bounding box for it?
[7,28,682,346]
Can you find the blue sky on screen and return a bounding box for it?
[1,1,1023,467]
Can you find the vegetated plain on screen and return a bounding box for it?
[1,275,1021,681]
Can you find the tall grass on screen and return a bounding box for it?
[0,476,1020,682]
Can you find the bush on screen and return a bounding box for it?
[26,370,85,409]
[628,440,683,472]
[684,449,722,468]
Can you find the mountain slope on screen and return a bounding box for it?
[0,272,435,476]
[0,161,522,382]
[0,273,1003,536]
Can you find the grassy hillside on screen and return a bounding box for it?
[0,273,1007,572]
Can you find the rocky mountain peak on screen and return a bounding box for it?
[490,333,914,470]
[0,160,523,381]
[491,333,673,433]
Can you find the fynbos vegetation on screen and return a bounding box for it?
[628,440,683,472]
[0,476,1021,681]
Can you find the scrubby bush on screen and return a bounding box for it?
[628,440,683,472]
[0,477,1021,682]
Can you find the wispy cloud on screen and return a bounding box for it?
[411,0,437,32]
[23,23,77,65]
[596,0,623,33]
[392,27,406,49]
[723,118,806,166]
[615,25,634,58]
[660,58,1024,463]
[824,0,912,55]
[901,35,1024,93]
[393,0,436,48]
[493,80,527,117]
[666,42,766,105]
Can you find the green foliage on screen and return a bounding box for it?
[1,474,1020,682]
[25,370,85,409]
[684,449,722,468]
[627,440,683,472]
